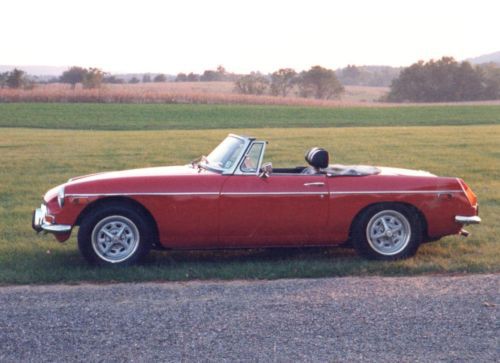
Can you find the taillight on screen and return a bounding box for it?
[458,179,478,206]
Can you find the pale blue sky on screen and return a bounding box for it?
[1,0,498,73]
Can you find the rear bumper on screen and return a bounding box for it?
[455,215,481,225]
[32,205,72,234]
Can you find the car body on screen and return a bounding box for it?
[33,133,481,265]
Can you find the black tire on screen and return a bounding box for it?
[77,203,152,265]
[352,203,422,260]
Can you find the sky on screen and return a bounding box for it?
[1,0,499,74]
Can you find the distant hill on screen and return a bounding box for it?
[0,65,176,82]
[336,65,402,87]
[467,51,500,65]
[113,73,176,82]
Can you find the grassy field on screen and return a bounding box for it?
[0,103,499,130]
[0,125,498,284]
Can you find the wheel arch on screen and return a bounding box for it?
[348,201,428,241]
[75,196,159,245]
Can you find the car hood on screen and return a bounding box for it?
[68,165,201,184]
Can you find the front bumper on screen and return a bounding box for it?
[455,215,482,225]
[32,204,72,234]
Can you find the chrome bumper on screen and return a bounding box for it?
[455,215,481,225]
[32,205,72,234]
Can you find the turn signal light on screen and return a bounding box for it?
[459,179,477,206]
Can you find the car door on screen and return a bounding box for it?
[219,142,330,246]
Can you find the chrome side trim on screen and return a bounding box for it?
[66,191,328,198]
[329,190,462,195]
[222,192,327,196]
[455,215,481,225]
[66,192,220,197]
[66,189,463,198]
[70,191,328,198]
[68,192,328,197]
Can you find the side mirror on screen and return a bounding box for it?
[259,162,273,178]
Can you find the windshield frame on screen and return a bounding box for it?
[234,141,267,175]
[204,134,254,174]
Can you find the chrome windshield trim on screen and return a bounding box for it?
[221,137,253,175]
[228,133,256,142]
[204,134,253,175]
[193,134,256,174]
[234,140,267,176]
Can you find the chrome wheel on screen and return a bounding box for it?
[91,215,140,263]
[366,210,411,256]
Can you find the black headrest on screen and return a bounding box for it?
[305,147,329,169]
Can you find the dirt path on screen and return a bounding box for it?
[0,274,498,362]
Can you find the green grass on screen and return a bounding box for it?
[0,126,498,284]
[0,103,499,130]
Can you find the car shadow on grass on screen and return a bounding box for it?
[146,246,358,264]
[2,245,407,284]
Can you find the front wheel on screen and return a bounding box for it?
[78,204,152,265]
[352,204,423,260]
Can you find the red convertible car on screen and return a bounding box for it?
[33,134,481,265]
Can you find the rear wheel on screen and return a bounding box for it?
[352,203,422,260]
[78,204,152,265]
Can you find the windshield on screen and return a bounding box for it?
[206,136,246,171]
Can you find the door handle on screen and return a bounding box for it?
[304,182,325,187]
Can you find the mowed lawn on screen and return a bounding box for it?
[0,103,499,130]
[0,125,498,284]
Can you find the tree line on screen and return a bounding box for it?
[0,67,172,89]
[0,69,35,89]
[0,64,346,100]
[59,67,172,88]
[175,65,345,100]
[386,57,500,102]
[233,66,344,99]
[2,57,499,102]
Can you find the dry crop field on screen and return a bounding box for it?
[0,82,399,106]
[2,82,499,107]
[0,103,498,284]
